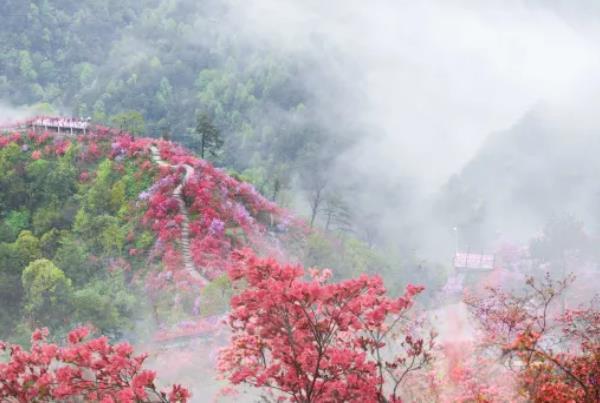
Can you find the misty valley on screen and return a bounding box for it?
[0,1,599,402]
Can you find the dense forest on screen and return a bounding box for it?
[0,0,349,205]
[0,0,401,266]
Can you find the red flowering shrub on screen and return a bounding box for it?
[54,139,71,156]
[80,140,102,161]
[467,274,600,403]
[0,327,190,402]
[79,171,90,182]
[219,250,434,402]
[432,341,522,402]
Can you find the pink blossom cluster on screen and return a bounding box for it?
[0,327,190,402]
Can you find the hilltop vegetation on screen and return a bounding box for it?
[0,123,442,401]
[0,124,291,343]
[0,0,346,211]
[0,123,409,348]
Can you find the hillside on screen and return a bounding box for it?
[0,0,353,214]
[434,106,600,249]
[0,117,297,343]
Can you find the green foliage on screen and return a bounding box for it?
[199,274,232,316]
[18,50,37,81]
[39,228,65,259]
[302,232,383,280]
[0,132,154,340]
[0,143,27,211]
[135,230,154,250]
[303,232,341,269]
[0,210,31,242]
[84,160,116,215]
[21,259,73,328]
[13,230,42,267]
[72,273,138,339]
[0,243,23,334]
[53,235,93,286]
[340,238,387,278]
[111,111,146,135]
[23,150,77,215]
[0,0,335,210]
[32,203,64,236]
[194,112,223,160]
[0,0,407,345]
[110,180,127,213]
[29,102,57,115]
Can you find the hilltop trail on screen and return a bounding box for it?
[150,145,209,285]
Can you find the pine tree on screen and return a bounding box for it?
[194,112,223,160]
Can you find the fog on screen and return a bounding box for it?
[0,102,37,124]
[227,0,597,185]
[219,0,600,256]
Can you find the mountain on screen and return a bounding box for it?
[435,106,600,249]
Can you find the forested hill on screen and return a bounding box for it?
[0,0,351,205]
[1,1,415,283]
[434,106,600,248]
[0,119,297,343]
[0,1,445,344]
[0,119,423,346]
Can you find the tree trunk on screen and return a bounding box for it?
[200,133,206,159]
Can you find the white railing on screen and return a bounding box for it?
[0,116,91,134]
[30,117,90,132]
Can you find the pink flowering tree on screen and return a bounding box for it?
[0,327,190,402]
[466,274,600,402]
[218,250,434,402]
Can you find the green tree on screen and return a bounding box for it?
[0,243,23,332]
[0,143,27,211]
[155,77,173,110]
[32,203,64,236]
[0,210,30,242]
[21,258,73,328]
[195,112,223,160]
[53,235,93,286]
[13,230,42,267]
[110,110,146,135]
[322,191,352,232]
[73,273,137,339]
[18,50,37,81]
[298,145,329,228]
[84,160,115,215]
[39,228,64,259]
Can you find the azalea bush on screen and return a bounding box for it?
[0,327,190,402]
[467,274,600,403]
[219,249,434,402]
[433,341,522,403]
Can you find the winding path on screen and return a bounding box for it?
[149,145,208,285]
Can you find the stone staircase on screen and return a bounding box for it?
[150,145,208,284]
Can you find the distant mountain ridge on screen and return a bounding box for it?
[435,106,600,247]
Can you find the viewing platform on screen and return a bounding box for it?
[1,116,91,135]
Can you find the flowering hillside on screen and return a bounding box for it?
[2,118,598,402]
[0,118,296,343]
